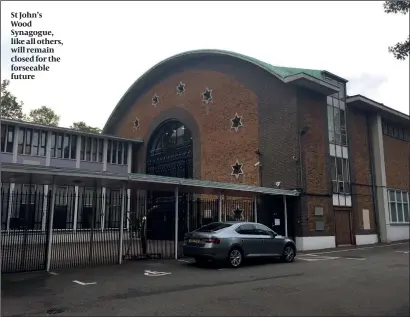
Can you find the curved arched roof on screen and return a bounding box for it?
[103,49,342,134]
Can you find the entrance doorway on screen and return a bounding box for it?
[334,209,353,246]
[145,120,193,241]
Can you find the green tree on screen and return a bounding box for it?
[0,79,25,120]
[70,121,102,133]
[27,106,60,126]
[384,1,410,60]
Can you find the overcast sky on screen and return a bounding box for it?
[1,1,409,129]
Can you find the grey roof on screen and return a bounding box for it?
[1,163,300,198]
[1,118,143,144]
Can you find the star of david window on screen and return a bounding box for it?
[133,117,140,130]
[231,113,243,132]
[177,82,185,96]
[202,88,212,104]
[231,160,244,179]
[152,94,159,107]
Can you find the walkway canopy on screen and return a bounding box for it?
[1,163,300,198]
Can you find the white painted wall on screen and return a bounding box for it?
[295,236,336,251]
[355,234,378,245]
[386,225,410,242]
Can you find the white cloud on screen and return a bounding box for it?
[1,1,409,129]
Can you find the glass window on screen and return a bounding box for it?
[92,138,97,161]
[327,105,334,142]
[63,134,70,158]
[51,132,56,157]
[25,128,32,154]
[117,142,123,164]
[85,137,91,161]
[388,190,410,224]
[32,130,39,156]
[196,222,232,232]
[70,135,77,159]
[112,141,117,164]
[107,140,112,163]
[56,133,63,158]
[80,136,85,160]
[6,126,14,153]
[331,157,350,194]
[0,124,6,152]
[382,123,388,135]
[124,144,128,165]
[388,125,394,137]
[17,127,25,154]
[98,139,103,162]
[39,131,47,156]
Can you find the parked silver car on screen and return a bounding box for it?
[183,221,297,268]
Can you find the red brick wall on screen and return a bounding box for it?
[384,135,410,190]
[114,69,260,186]
[347,108,376,233]
[299,90,334,236]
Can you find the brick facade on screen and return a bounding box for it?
[383,135,410,191]
[298,89,334,237]
[114,69,260,186]
[347,108,377,234]
[112,55,300,190]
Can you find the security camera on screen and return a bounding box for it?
[275,181,281,187]
[292,155,298,161]
[254,161,260,167]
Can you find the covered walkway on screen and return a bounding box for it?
[1,163,299,273]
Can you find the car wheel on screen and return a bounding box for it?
[282,245,295,263]
[228,248,243,268]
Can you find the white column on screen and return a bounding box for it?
[103,138,108,171]
[127,142,132,174]
[253,196,258,223]
[41,185,49,232]
[186,195,190,232]
[46,184,57,272]
[126,188,131,230]
[118,186,126,264]
[12,125,18,163]
[6,183,15,233]
[75,134,81,168]
[73,186,79,231]
[218,192,222,222]
[101,187,106,231]
[174,186,179,260]
[283,195,288,237]
[46,130,52,166]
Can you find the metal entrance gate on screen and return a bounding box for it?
[1,189,51,273]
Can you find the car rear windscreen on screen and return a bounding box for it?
[196,222,232,232]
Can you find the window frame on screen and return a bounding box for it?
[331,156,351,194]
[1,124,14,154]
[388,189,410,224]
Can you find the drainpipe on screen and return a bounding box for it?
[366,115,381,243]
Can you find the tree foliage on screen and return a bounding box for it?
[70,121,102,133]
[384,1,410,60]
[27,106,60,126]
[0,79,25,120]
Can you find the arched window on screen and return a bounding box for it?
[148,120,192,156]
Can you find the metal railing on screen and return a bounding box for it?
[1,188,255,273]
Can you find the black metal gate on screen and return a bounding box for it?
[1,188,51,273]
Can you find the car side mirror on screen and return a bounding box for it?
[269,231,277,238]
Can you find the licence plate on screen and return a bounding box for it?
[188,239,201,244]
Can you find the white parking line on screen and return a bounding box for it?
[395,251,409,254]
[178,259,192,263]
[298,254,339,261]
[343,257,366,261]
[73,280,97,286]
[48,271,59,275]
[305,242,409,255]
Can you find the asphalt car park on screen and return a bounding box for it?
[2,242,409,316]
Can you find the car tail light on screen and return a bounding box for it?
[203,237,220,244]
